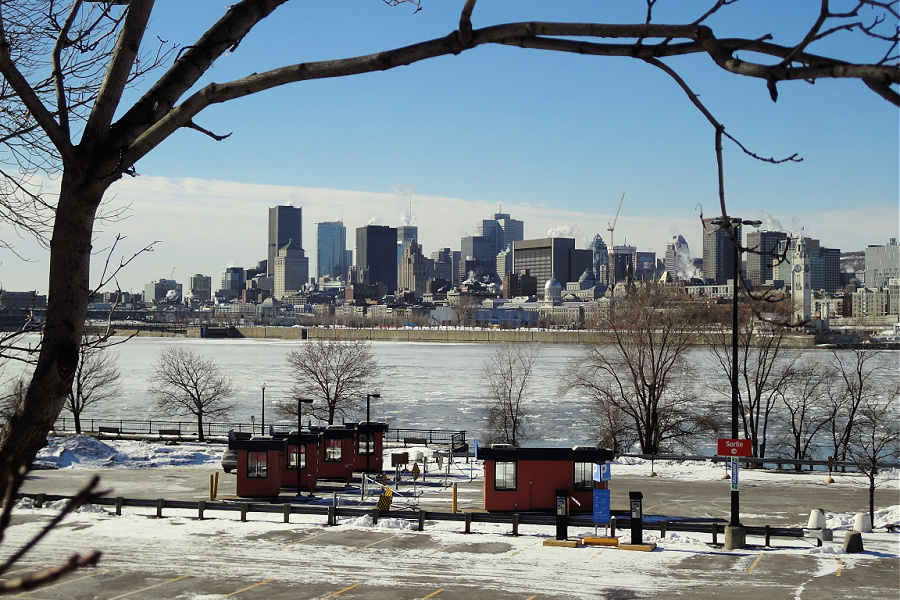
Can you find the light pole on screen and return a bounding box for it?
[296,397,314,495]
[366,393,380,473]
[711,216,761,549]
[260,383,266,435]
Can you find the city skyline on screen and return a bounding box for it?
[0,3,896,293]
[1,174,896,294]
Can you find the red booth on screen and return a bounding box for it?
[312,425,359,484]
[353,422,389,473]
[278,431,322,492]
[480,445,614,513]
[230,437,286,498]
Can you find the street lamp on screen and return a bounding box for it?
[366,393,381,472]
[711,216,761,550]
[296,397,314,496]
[260,383,266,435]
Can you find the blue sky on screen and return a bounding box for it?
[2,1,897,293]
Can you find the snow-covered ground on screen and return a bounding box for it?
[5,437,898,598]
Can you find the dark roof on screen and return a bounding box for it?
[479,446,614,462]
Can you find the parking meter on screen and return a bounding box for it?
[629,491,643,544]
[555,489,568,540]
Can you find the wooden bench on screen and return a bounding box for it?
[403,437,428,447]
[98,426,120,438]
[158,429,181,439]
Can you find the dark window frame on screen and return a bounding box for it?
[247,451,268,479]
[494,461,517,491]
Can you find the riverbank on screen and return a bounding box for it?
[100,325,822,348]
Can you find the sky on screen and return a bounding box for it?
[1,1,898,294]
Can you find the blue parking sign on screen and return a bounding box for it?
[593,489,611,523]
[593,462,610,482]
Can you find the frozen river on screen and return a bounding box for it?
[10,335,897,447]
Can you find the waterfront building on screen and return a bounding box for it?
[773,237,841,293]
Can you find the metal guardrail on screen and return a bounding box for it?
[620,453,900,472]
[52,419,468,448]
[17,492,809,543]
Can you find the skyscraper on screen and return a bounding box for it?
[746,230,788,287]
[356,225,398,293]
[274,239,309,299]
[267,205,303,278]
[477,212,524,257]
[589,234,609,285]
[702,217,741,285]
[397,225,419,265]
[664,235,693,281]
[398,239,426,297]
[317,221,347,280]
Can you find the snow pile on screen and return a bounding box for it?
[33,436,222,469]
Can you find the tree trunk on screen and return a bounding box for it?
[197,413,205,443]
[0,170,106,498]
[74,412,82,436]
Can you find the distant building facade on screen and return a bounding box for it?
[356,225,398,294]
[317,221,348,281]
[267,205,303,278]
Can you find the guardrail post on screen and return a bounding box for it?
[464,512,472,534]
[610,517,616,534]
[198,500,206,520]
[512,513,520,537]
[711,523,718,545]
[241,503,249,522]
[765,525,771,547]
[33,493,45,509]
[418,510,426,531]
[156,498,165,518]
[283,504,291,523]
[115,496,124,516]
[371,508,379,525]
[660,521,667,538]
[327,506,336,526]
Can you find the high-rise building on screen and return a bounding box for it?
[220,266,245,301]
[773,237,842,293]
[144,278,182,304]
[317,221,348,280]
[702,218,741,285]
[746,230,788,288]
[612,245,637,284]
[267,205,303,278]
[274,239,309,299]
[398,239,426,297]
[589,234,609,286]
[356,225,398,294]
[664,235,694,281]
[864,239,900,289]
[477,212,524,258]
[512,238,589,298]
[188,274,212,303]
[635,251,657,281]
[431,248,459,287]
[397,226,419,265]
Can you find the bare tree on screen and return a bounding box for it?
[279,340,379,425]
[775,359,833,470]
[481,343,541,447]
[563,285,714,454]
[66,336,121,434]
[0,377,26,425]
[705,307,802,459]
[825,347,889,465]
[846,385,900,525]
[0,0,897,504]
[148,346,235,442]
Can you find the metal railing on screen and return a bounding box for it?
[52,418,468,448]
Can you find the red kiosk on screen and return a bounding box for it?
[230,437,286,498]
[279,431,322,493]
[480,445,614,512]
[353,422,390,473]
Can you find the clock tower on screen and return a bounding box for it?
[791,236,811,323]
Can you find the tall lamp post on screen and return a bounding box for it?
[711,216,761,550]
[366,393,381,473]
[296,397,314,496]
[260,383,266,436]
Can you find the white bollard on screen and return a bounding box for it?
[807,508,826,529]
[853,512,872,533]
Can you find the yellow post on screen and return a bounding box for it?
[213,471,219,499]
[452,482,458,513]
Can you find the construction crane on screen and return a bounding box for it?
[170,267,175,280]
[607,193,625,285]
